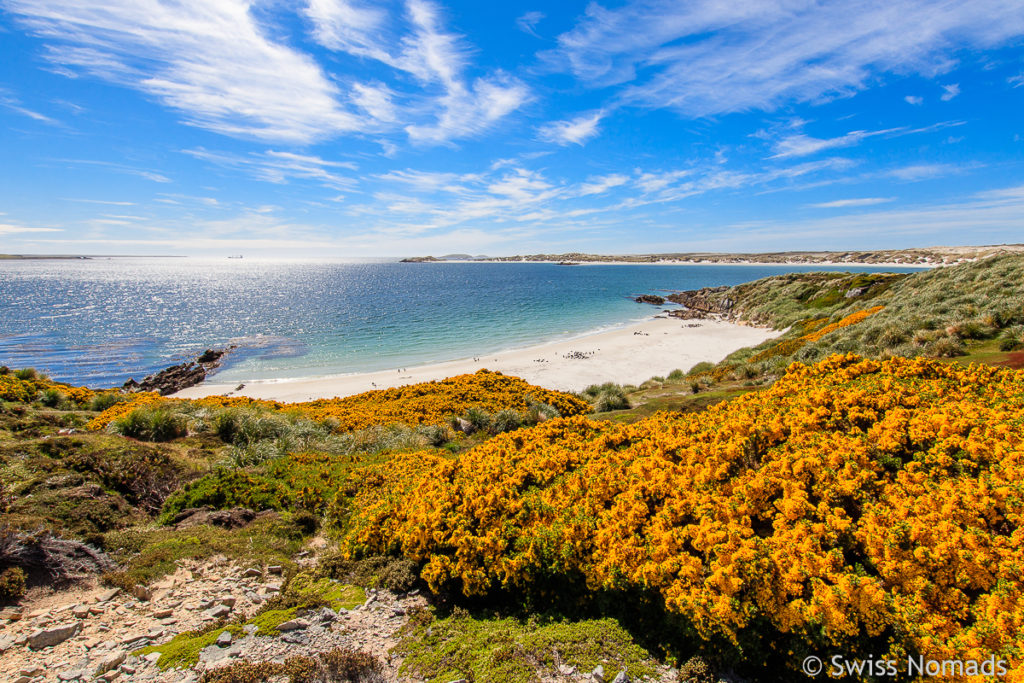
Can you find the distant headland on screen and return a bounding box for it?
[401,244,1024,266]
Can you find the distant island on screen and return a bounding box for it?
[402,243,1024,265]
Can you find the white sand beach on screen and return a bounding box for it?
[173,317,780,402]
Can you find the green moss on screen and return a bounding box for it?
[135,625,245,669]
[397,611,659,683]
[247,607,298,636]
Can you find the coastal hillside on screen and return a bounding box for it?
[651,254,1024,393]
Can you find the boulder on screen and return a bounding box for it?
[28,622,81,649]
[634,294,666,305]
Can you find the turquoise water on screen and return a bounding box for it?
[0,258,922,388]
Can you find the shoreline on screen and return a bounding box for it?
[422,259,935,268]
[173,316,780,402]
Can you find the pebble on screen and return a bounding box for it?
[216,631,233,647]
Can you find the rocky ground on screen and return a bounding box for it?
[0,554,427,683]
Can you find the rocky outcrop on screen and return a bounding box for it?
[666,286,735,320]
[634,294,666,305]
[123,346,236,396]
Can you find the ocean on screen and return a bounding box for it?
[0,258,922,388]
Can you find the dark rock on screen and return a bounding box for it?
[124,345,237,396]
[634,294,666,305]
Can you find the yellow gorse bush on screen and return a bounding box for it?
[750,305,884,363]
[86,369,591,432]
[342,354,1024,679]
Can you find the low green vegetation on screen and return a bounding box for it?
[396,608,660,683]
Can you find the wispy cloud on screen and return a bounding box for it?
[544,1,1024,117]
[940,83,961,101]
[0,222,62,234]
[183,148,357,189]
[905,95,924,105]
[0,88,60,124]
[6,0,363,143]
[771,129,893,158]
[810,197,895,208]
[578,174,630,196]
[537,111,604,145]
[516,11,545,37]
[887,163,964,181]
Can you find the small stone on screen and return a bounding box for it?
[97,588,120,603]
[131,585,152,602]
[120,665,137,675]
[89,606,105,616]
[219,596,236,607]
[57,670,84,681]
[94,652,126,676]
[72,605,91,619]
[558,664,577,676]
[216,631,233,647]
[153,608,174,619]
[276,619,309,632]
[242,568,261,578]
[28,622,81,650]
[100,671,121,681]
[392,607,406,617]
[262,583,281,594]
[267,565,283,575]
[1,608,23,621]
[144,652,162,663]
[592,664,605,682]
[611,671,630,683]
[205,605,231,619]
[13,677,31,683]
[147,628,164,639]
[0,637,13,652]
[20,665,44,677]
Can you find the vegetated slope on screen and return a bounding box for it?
[342,354,1024,681]
[86,369,590,434]
[674,254,1024,387]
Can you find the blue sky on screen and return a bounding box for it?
[1,0,1023,257]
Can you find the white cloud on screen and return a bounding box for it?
[0,222,62,234]
[1010,73,1024,87]
[183,148,357,189]
[516,11,545,37]
[940,83,960,100]
[905,95,924,105]
[544,0,1024,117]
[305,0,530,143]
[0,89,61,124]
[7,0,363,144]
[771,130,889,158]
[537,111,604,146]
[578,174,630,196]
[887,163,963,180]
[810,197,895,208]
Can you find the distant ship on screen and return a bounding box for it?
[227,255,243,259]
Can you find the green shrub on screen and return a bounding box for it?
[998,327,1024,352]
[0,567,26,602]
[925,335,967,358]
[13,368,38,381]
[89,392,129,412]
[39,387,68,409]
[489,409,524,435]
[111,407,187,442]
[160,469,293,520]
[592,386,630,412]
[462,406,492,433]
[667,368,685,381]
[687,361,715,376]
